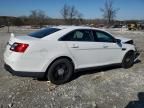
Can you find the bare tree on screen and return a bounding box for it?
[69,6,78,25]
[29,10,48,27]
[100,0,119,25]
[60,4,83,25]
[60,4,70,24]
[76,13,83,25]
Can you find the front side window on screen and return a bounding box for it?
[93,30,115,43]
[28,28,60,38]
[60,30,93,42]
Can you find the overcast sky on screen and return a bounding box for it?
[0,0,144,20]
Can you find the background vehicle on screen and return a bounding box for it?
[4,26,139,84]
[128,24,137,30]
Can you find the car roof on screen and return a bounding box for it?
[51,25,104,31]
[42,25,110,40]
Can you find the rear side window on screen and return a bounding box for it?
[28,28,60,38]
[60,30,93,42]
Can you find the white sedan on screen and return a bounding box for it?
[4,26,139,84]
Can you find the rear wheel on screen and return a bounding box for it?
[122,51,135,69]
[46,58,74,85]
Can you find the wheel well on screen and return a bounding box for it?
[44,56,75,77]
[122,50,135,62]
[126,50,135,54]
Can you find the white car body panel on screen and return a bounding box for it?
[65,41,123,69]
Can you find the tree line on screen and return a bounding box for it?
[0,0,120,27]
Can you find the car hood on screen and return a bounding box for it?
[115,37,132,43]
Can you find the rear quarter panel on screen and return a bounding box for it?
[25,40,76,72]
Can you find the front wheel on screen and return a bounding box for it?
[122,51,135,69]
[46,58,74,85]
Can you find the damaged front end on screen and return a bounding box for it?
[116,36,141,62]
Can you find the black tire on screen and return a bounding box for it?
[46,58,74,85]
[122,51,135,69]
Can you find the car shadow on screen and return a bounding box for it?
[70,64,121,82]
[125,92,144,108]
[70,59,141,82]
[37,64,121,82]
[37,59,141,82]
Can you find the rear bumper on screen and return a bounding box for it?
[4,64,45,78]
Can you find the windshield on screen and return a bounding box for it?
[28,28,60,38]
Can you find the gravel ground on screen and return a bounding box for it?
[0,27,144,108]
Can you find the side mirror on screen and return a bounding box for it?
[116,39,121,43]
[116,39,122,47]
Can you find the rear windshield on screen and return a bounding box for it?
[28,28,60,38]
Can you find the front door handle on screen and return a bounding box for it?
[103,45,108,48]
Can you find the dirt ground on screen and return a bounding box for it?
[0,27,144,108]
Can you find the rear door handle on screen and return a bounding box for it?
[72,44,79,48]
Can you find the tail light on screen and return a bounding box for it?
[10,42,29,53]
